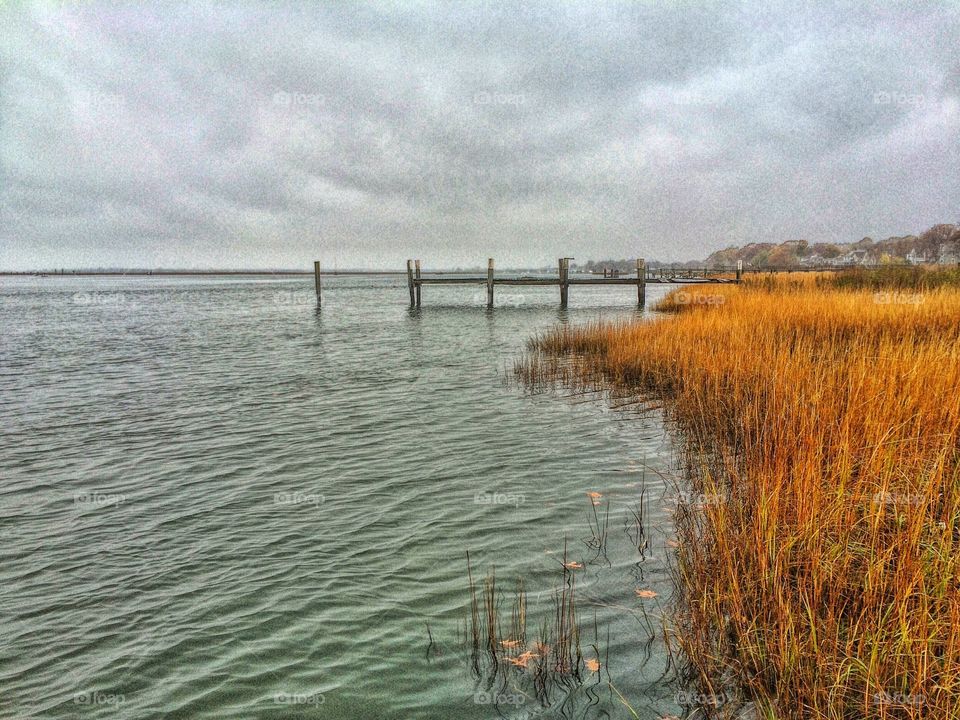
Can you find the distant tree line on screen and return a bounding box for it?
[703,223,960,268]
[575,224,960,272]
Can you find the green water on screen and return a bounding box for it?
[1,275,688,719]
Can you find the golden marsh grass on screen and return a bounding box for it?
[517,271,960,719]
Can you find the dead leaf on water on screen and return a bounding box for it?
[506,650,538,668]
[564,561,583,569]
[635,589,658,599]
[585,658,600,673]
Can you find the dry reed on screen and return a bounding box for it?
[464,542,592,707]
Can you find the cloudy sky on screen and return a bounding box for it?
[1,1,958,270]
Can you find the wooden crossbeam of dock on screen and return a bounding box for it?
[312,258,739,308]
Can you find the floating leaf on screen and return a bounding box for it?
[585,658,600,673]
[635,589,658,599]
[500,639,520,648]
[506,650,539,668]
[564,561,583,569]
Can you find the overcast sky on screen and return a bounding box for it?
[1,1,958,270]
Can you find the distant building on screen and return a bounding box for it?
[799,254,826,267]
[938,243,960,264]
[823,249,865,266]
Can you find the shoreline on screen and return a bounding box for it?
[517,268,960,719]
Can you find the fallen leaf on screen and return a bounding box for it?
[585,658,600,673]
[564,561,583,569]
[635,589,658,599]
[587,491,602,499]
[666,539,680,548]
[506,650,539,668]
[500,639,520,648]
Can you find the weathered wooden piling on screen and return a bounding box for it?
[736,260,743,283]
[637,258,645,306]
[486,258,494,308]
[558,258,570,308]
[313,260,322,305]
[406,259,415,306]
[414,259,422,307]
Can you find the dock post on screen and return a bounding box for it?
[406,259,415,306]
[558,258,570,308]
[557,258,565,308]
[637,258,646,306]
[736,260,742,284]
[414,259,422,307]
[486,258,494,308]
[313,260,322,306]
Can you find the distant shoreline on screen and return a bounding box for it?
[0,270,503,277]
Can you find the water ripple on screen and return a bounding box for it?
[1,275,684,719]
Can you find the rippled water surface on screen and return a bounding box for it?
[2,275,687,719]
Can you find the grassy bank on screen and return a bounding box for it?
[517,271,960,719]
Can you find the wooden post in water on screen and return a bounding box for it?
[486,258,494,308]
[558,257,570,308]
[406,259,415,306]
[557,258,565,308]
[736,259,743,284]
[313,261,322,305]
[414,259,422,307]
[637,258,646,306]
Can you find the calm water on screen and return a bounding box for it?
[1,275,687,719]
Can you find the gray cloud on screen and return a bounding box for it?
[1,0,958,270]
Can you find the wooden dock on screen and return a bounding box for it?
[313,258,741,308]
